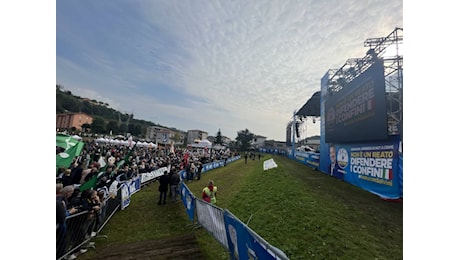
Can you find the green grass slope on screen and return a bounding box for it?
[81,154,403,260]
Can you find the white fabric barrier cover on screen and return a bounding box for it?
[263,158,278,171]
[140,166,169,183]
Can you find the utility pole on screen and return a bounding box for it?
[292,110,296,158]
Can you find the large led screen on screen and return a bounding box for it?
[325,60,388,143]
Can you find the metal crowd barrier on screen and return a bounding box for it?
[57,167,166,260]
[181,181,290,260]
[57,210,94,260]
[195,199,229,250]
[57,185,123,260]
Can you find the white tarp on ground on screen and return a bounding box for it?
[263,158,278,171]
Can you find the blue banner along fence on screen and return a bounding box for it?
[180,181,196,223]
[182,182,289,260]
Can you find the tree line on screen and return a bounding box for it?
[57,84,258,151]
[56,84,178,137]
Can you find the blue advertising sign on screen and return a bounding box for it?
[398,153,403,197]
[224,210,253,260]
[294,151,320,169]
[326,137,401,199]
[224,210,285,260]
[128,177,141,195]
[120,183,131,210]
[180,182,196,222]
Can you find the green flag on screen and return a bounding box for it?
[79,175,98,192]
[56,133,85,169]
[56,134,80,150]
[116,159,125,170]
[56,143,80,168]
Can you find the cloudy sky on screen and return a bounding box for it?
[56,0,402,141]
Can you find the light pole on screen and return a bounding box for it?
[292,110,296,158]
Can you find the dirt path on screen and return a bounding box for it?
[89,233,205,260]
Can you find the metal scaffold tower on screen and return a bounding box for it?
[327,27,403,140]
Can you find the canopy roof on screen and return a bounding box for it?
[296,91,321,117]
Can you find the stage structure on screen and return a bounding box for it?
[327,27,403,140]
[286,91,320,159]
[317,27,403,199]
[281,28,404,199]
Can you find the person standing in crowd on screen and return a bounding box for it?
[158,171,169,205]
[190,161,197,180]
[56,184,78,258]
[80,189,102,238]
[61,169,73,187]
[169,169,180,202]
[57,185,79,215]
[244,152,248,164]
[71,161,84,185]
[168,168,174,198]
[96,189,107,229]
[185,162,192,182]
[56,198,67,259]
[196,162,203,180]
[202,180,217,205]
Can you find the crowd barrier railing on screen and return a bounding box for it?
[195,199,229,250]
[57,210,94,259]
[179,181,289,260]
[57,174,158,260]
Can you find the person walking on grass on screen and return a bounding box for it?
[202,180,217,205]
[169,169,180,202]
[158,171,169,205]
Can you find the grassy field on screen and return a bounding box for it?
[80,154,403,260]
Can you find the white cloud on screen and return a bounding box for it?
[57,0,402,140]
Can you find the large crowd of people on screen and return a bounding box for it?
[56,137,237,259]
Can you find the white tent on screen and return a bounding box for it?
[212,144,225,150]
[95,137,106,143]
[192,139,212,149]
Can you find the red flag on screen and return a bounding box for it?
[184,151,189,165]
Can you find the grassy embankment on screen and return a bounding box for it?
[80,154,403,260]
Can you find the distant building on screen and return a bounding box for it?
[207,135,231,145]
[303,135,320,150]
[264,140,288,150]
[56,112,93,132]
[146,126,165,142]
[251,135,267,149]
[186,129,208,144]
[146,126,185,145]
